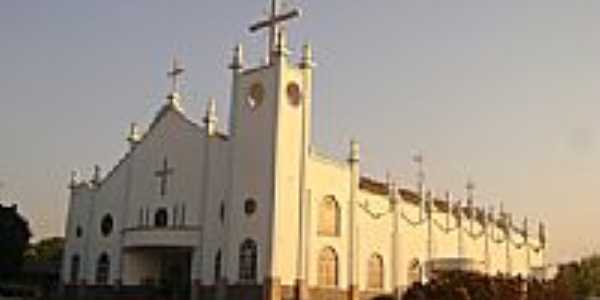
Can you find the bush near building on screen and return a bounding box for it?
[401,270,573,300]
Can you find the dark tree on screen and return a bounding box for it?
[0,204,32,280]
[25,237,65,264]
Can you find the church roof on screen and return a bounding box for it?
[359,176,532,238]
[96,103,228,189]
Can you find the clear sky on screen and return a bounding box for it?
[1,1,599,264]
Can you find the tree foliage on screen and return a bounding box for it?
[0,204,32,280]
[556,254,600,298]
[25,237,65,264]
[402,270,573,300]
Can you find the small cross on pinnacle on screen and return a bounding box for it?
[249,0,301,63]
[167,56,185,94]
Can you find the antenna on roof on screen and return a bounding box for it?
[412,153,425,194]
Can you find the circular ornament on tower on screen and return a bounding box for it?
[287,82,302,107]
[247,83,265,110]
[100,214,114,237]
[244,198,257,216]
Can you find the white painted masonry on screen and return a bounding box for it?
[61,3,548,299]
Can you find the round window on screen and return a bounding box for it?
[76,226,83,238]
[287,82,302,107]
[244,198,257,216]
[100,215,114,237]
[247,83,265,110]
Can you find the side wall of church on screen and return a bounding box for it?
[62,184,95,285]
[82,156,131,285]
[306,154,352,289]
[355,190,394,293]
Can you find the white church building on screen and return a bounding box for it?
[61,2,547,300]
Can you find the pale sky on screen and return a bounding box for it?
[1,1,599,264]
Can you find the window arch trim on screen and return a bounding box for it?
[367,253,384,290]
[317,246,339,287]
[318,195,341,237]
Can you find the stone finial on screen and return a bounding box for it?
[523,217,529,240]
[481,206,487,227]
[91,165,102,186]
[425,189,434,214]
[489,205,495,223]
[127,122,141,147]
[299,43,315,69]
[466,179,475,205]
[444,191,452,210]
[349,139,360,163]
[204,98,218,136]
[69,170,79,189]
[229,43,244,70]
[539,222,546,245]
[274,28,290,57]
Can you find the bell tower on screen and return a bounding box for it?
[225,0,315,297]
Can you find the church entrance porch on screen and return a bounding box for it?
[123,247,192,300]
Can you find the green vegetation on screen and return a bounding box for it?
[0,204,32,280]
[556,254,600,298]
[400,271,571,300]
[25,237,65,264]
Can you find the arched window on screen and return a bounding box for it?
[318,247,338,287]
[96,253,110,285]
[367,253,384,290]
[154,208,168,228]
[318,196,340,236]
[239,239,258,283]
[407,258,422,286]
[214,250,222,282]
[70,254,80,284]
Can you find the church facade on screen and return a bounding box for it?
[61,3,547,300]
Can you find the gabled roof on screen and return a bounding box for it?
[94,103,229,188]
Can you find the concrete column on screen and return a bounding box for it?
[264,276,282,300]
[348,140,360,300]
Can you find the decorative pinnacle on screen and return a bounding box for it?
[412,153,425,196]
[69,170,79,189]
[204,98,218,136]
[229,44,244,70]
[127,122,140,145]
[91,165,102,185]
[349,139,360,163]
[299,43,315,69]
[466,178,475,206]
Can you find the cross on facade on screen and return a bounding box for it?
[155,157,174,197]
[167,57,185,94]
[249,0,301,61]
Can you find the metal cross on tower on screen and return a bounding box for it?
[154,157,175,197]
[167,56,185,94]
[249,0,301,62]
